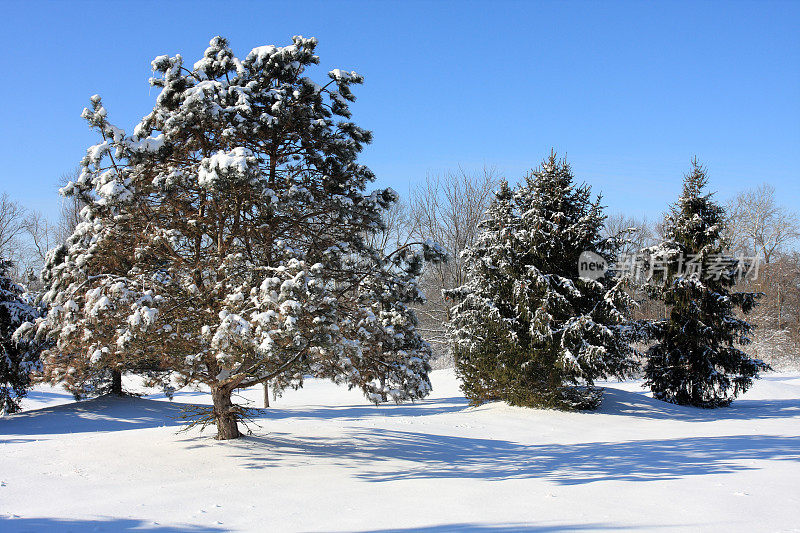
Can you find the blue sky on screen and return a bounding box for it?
[1,0,798,221]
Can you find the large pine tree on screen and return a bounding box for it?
[644,159,768,407]
[1,259,41,414]
[22,36,439,439]
[448,154,637,409]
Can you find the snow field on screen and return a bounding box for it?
[1,370,799,532]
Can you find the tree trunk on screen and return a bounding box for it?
[110,369,123,395]
[263,381,270,408]
[379,375,387,402]
[211,385,241,440]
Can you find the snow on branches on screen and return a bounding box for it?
[20,36,438,439]
[447,154,638,410]
[1,259,42,413]
[642,159,769,407]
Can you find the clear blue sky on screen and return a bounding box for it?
[1,0,798,221]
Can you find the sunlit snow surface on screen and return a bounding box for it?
[1,370,799,532]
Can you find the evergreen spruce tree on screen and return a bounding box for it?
[1,259,41,414]
[644,159,768,407]
[21,36,440,439]
[448,153,637,409]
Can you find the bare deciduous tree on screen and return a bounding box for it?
[728,183,800,264]
[2,169,86,284]
[740,251,800,369]
[367,197,415,254]
[411,167,500,294]
[726,185,800,369]
[0,193,27,270]
[602,213,655,256]
[602,213,667,321]
[407,167,500,363]
[21,210,58,279]
[56,168,85,243]
[17,169,88,284]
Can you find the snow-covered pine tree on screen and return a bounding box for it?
[446,180,519,402]
[643,159,769,407]
[21,36,441,439]
[19,204,143,398]
[448,153,637,409]
[1,259,41,414]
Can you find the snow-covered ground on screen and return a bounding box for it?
[1,370,799,532]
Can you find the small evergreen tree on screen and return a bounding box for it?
[21,36,440,439]
[448,154,637,410]
[1,259,41,413]
[644,159,769,407]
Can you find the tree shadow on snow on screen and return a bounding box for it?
[21,389,75,403]
[0,393,468,438]
[0,516,225,532]
[0,396,188,436]
[347,523,649,532]
[253,384,799,424]
[258,396,469,421]
[223,429,800,485]
[3,382,797,440]
[598,387,800,421]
